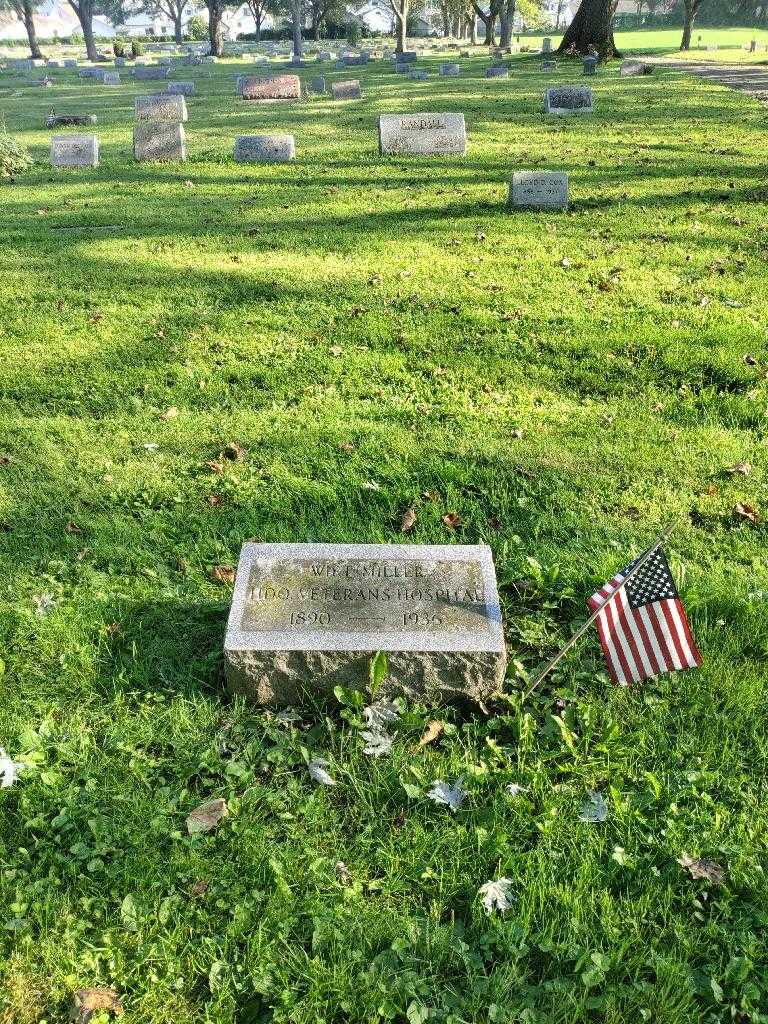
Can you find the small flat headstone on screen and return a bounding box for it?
[379,112,466,156]
[620,59,653,76]
[167,80,195,95]
[50,134,99,168]
[64,59,78,68]
[485,66,508,78]
[342,54,362,65]
[583,55,599,75]
[134,65,171,80]
[224,542,506,707]
[509,170,568,210]
[395,62,410,73]
[409,68,428,80]
[234,133,295,162]
[45,112,97,127]
[308,75,326,93]
[133,121,186,161]
[541,59,557,71]
[114,57,126,66]
[134,93,188,122]
[239,74,301,99]
[544,85,593,115]
[102,71,120,85]
[398,50,417,62]
[317,50,333,61]
[440,63,460,76]
[331,79,361,99]
[542,36,552,53]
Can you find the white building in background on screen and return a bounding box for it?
[0,0,114,40]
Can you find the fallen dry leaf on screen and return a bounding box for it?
[338,442,355,452]
[205,494,224,507]
[189,878,210,897]
[72,988,124,1024]
[442,512,462,530]
[416,719,444,749]
[725,462,751,476]
[401,508,416,533]
[65,521,82,534]
[160,406,179,421]
[733,502,760,524]
[743,354,757,366]
[0,455,11,465]
[677,853,726,885]
[223,441,245,461]
[205,460,224,474]
[329,345,343,357]
[186,798,228,835]
[210,565,236,584]
[335,861,352,884]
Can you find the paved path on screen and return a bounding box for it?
[651,59,768,105]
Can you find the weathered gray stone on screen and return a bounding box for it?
[134,65,171,80]
[133,121,186,161]
[79,67,105,80]
[317,50,333,61]
[509,170,568,210]
[583,55,599,75]
[234,134,295,162]
[541,59,557,71]
[134,93,188,122]
[485,66,508,78]
[50,134,99,168]
[379,112,466,156]
[167,80,196,95]
[398,50,417,62]
[395,62,409,73]
[224,542,507,707]
[544,85,593,114]
[13,58,33,72]
[102,71,120,85]
[331,79,361,99]
[45,112,97,128]
[238,73,301,99]
[440,62,460,76]
[114,56,126,66]
[620,59,653,76]
[64,59,78,68]
[409,68,428,80]
[541,36,552,52]
[308,75,326,93]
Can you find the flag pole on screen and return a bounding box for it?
[522,520,680,701]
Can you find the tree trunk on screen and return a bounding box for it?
[208,1,224,56]
[499,0,515,46]
[680,1,696,49]
[485,15,496,44]
[79,6,98,60]
[556,0,619,58]
[21,0,43,58]
[174,9,183,43]
[394,2,407,51]
[291,0,303,57]
[470,14,478,42]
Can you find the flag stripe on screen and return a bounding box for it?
[587,546,701,685]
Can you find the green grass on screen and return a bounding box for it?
[1,48,768,1024]
[516,25,768,61]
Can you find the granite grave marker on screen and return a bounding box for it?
[224,542,506,706]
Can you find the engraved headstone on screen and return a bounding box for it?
[379,112,466,156]
[541,59,557,71]
[409,68,428,80]
[395,62,410,73]
[167,80,196,95]
[331,79,361,99]
[238,74,301,99]
[398,50,417,62]
[542,36,552,52]
[485,66,509,78]
[234,134,295,162]
[509,170,568,210]
[544,85,593,114]
[103,71,120,85]
[133,121,186,161]
[583,55,598,75]
[134,93,188,122]
[224,542,506,706]
[50,134,99,168]
[64,59,78,68]
[134,65,171,80]
[441,62,460,76]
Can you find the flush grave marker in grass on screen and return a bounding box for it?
[224,542,506,706]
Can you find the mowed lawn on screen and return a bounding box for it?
[1,49,767,1024]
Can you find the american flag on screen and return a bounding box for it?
[587,547,702,686]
